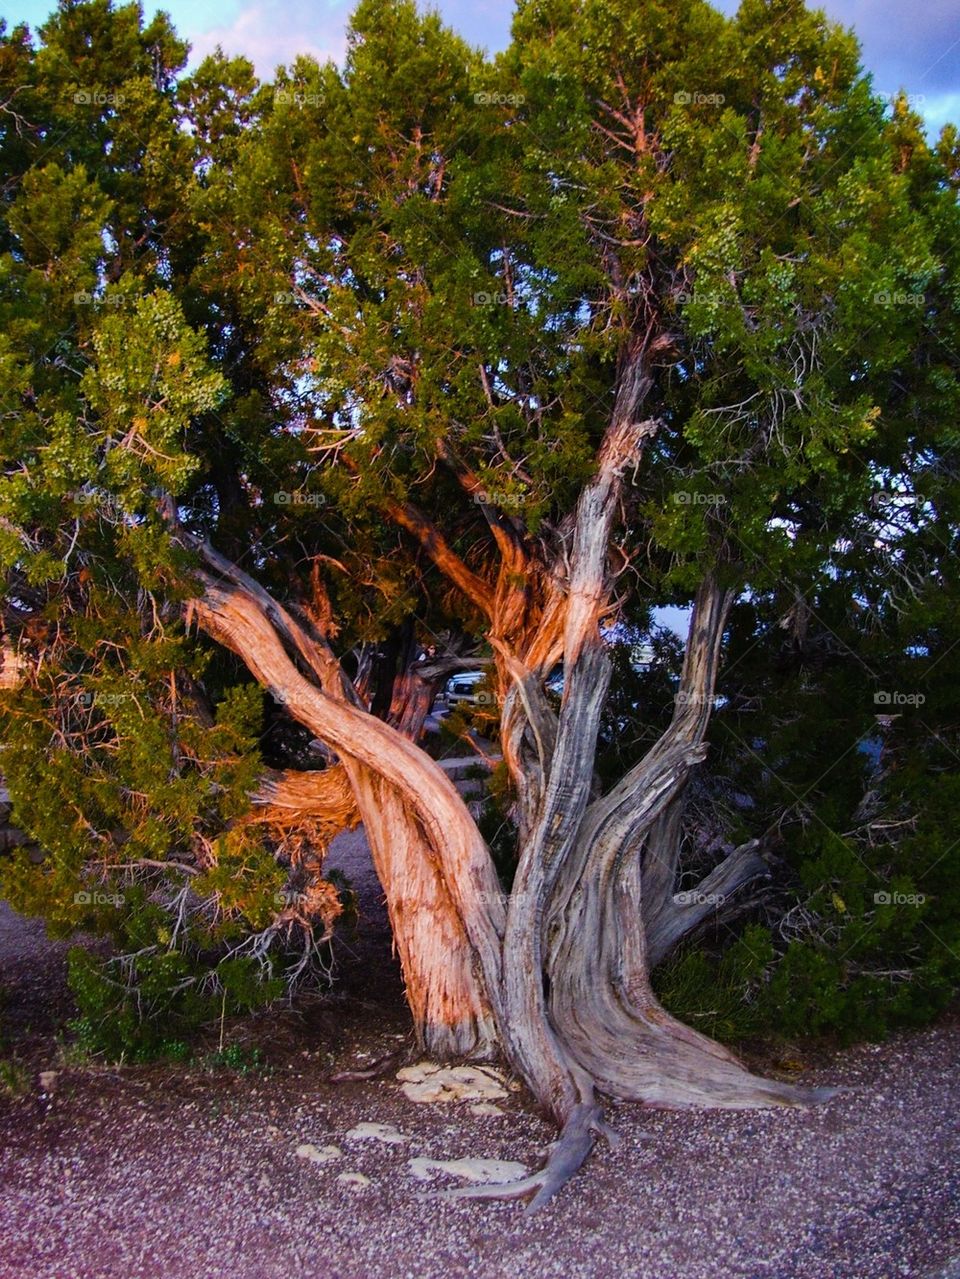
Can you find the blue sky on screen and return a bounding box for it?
[4,0,959,135]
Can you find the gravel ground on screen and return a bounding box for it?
[1,827,958,1279]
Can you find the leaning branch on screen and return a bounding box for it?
[644,838,771,968]
[380,494,496,619]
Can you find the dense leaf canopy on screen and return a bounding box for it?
[1,0,958,1055]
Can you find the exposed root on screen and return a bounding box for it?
[328,1048,405,1083]
[443,1101,619,1214]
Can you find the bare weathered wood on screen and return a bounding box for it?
[444,1099,618,1213]
[158,382,836,1209]
[182,539,506,1057]
[543,572,830,1110]
[498,415,661,1124]
[644,838,770,969]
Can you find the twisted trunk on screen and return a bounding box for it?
[344,767,499,1057]
[545,575,821,1108]
[170,390,833,1210]
[185,543,504,1058]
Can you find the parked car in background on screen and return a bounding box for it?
[439,670,493,708]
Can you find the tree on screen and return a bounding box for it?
[1,0,957,1206]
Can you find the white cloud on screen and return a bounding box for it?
[178,0,956,138]
[921,92,960,137]
[186,0,351,75]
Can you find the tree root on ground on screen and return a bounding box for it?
[327,1048,406,1082]
[442,1101,621,1214]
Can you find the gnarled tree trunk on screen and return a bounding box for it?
[169,385,833,1211]
[184,541,505,1059]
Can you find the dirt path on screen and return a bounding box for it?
[1,828,958,1279]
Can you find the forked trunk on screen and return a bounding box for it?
[545,575,820,1108]
[171,456,832,1212]
[184,540,505,1058]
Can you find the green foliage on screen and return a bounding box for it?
[657,892,959,1047]
[655,925,775,1043]
[0,0,957,1059]
[67,946,282,1062]
[202,1044,268,1074]
[658,597,960,1044]
[0,1056,31,1097]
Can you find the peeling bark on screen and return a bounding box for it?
[182,540,505,1058]
[250,763,358,831]
[347,769,499,1057]
[162,381,835,1211]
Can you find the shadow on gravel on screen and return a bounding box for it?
[1,832,959,1279]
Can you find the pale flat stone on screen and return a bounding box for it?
[407,1157,528,1184]
[344,1122,408,1144]
[295,1143,343,1164]
[469,1103,506,1117]
[396,1062,510,1104]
